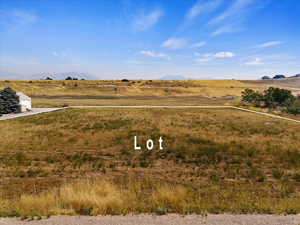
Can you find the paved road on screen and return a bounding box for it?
[0,214,299,225]
[0,108,65,121]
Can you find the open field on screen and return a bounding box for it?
[1,78,299,108]
[0,80,264,107]
[0,108,299,216]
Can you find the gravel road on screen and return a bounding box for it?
[0,214,299,225]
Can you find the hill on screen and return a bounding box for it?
[242,77,300,95]
[0,72,97,80]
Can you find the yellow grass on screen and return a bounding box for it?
[0,79,261,98]
[1,179,299,217]
[0,108,299,216]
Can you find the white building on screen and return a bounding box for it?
[16,92,32,112]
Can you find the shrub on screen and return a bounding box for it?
[286,99,300,114]
[241,88,263,106]
[241,87,297,111]
[263,87,295,108]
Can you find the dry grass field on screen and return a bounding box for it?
[0,108,299,216]
[242,78,300,96]
[0,80,263,107]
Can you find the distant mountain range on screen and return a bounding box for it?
[0,71,97,80]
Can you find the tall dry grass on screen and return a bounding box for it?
[10,179,193,216]
[1,179,299,217]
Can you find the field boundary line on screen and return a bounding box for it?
[1,106,299,124]
[71,105,232,109]
[231,106,300,123]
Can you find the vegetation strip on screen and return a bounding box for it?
[1,105,299,123]
[72,105,300,123]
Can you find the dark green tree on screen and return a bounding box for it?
[0,88,21,114]
[241,88,263,106]
[263,87,295,108]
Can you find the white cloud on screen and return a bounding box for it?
[213,51,235,58]
[161,38,187,49]
[51,51,67,59]
[51,51,59,57]
[245,58,264,65]
[191,41,207,48]
[140,50,170,60]
[196,51,234,58]
[132,9,163,31]
[255,41,284,48]
[194,51,235,62]
[186,0,223,20]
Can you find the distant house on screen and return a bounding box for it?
[273,75,286,79]
[0,88,31,114]
[16,92,32,112]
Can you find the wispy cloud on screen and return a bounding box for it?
[140,50,170,60]
[185,0,223,20]
[0,9,37,29]
[12,10,37,25]
[245,58,264,65]
[191,41,207,48]
[161,38,187,49]
[209,0,255,25]
[176,0,223,33]
[255,41,284,48]
[196,51,235,58]
[213,51,235,58]
[209,0,265,36]
[51,51,67,59]
[132,9,163,31]
[195,51,235,62]
[211,24,240,36]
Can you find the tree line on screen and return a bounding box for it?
[242,87,300,114]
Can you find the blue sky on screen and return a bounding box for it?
[0,0,299,79]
